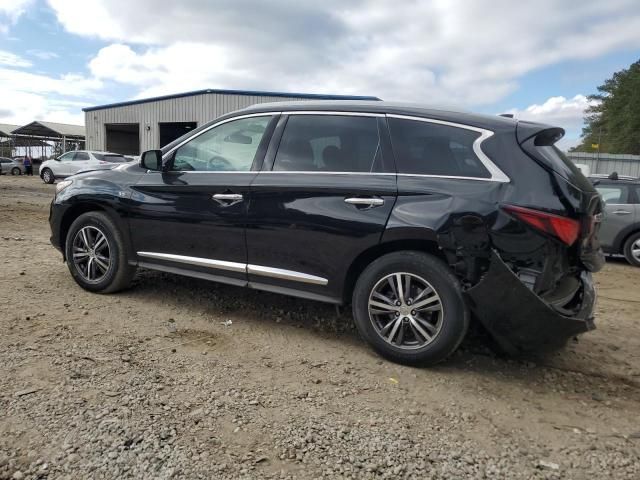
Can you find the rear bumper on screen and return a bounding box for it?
[465,250,595,354]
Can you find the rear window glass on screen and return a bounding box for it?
[273,115,382,172]
[388,118,490,178]
[94,153,127,163]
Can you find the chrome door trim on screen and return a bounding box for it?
[247,264,328,285]
[162,112,281,159]
[136,252,329,286]
[386,113,510,183]
[136,252,246,273]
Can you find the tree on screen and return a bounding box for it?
[573,60,640,154]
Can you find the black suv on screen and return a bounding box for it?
[49,102,604,365]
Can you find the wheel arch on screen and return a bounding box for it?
[612,223,640,253]
[59,202,133,262]
[342,239,447,304]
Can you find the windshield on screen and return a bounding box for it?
[94,153,127,163]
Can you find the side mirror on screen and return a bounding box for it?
[140,150,163,171]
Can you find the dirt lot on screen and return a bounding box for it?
[1,175,639,479]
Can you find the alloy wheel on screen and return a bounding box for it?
[43,170,52,183]
[72,226,111,282]
[633,239,640,263]
[368,272,444,350]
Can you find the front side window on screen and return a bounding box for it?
[59,152,75,162]
[388,118,491,178]
[74,152,90,161]
[596,184,629,204]
[171,116,272,172]
[273,115,381,172]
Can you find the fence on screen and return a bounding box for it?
[566,152,640,177]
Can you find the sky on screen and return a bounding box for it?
[1,0,639,150]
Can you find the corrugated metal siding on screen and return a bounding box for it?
[567,152,640,177]
[85,92,310,152]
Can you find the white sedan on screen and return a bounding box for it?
[40,151,129,184]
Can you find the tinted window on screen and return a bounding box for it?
[273,115,381,172]
[388,118,490,178]
[596,184,629,204]
[74,152,90,161]
[172,116,272,172]
[94,153,127,163]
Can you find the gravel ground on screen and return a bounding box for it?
[1,175,639,479]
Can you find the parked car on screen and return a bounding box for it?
[39,151,128,184]
[590,173,640,267]
[0,157,25,175]
[49,102,604,365]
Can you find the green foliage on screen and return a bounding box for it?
[573,60,640,154]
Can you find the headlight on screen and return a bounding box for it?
[55,179,73,194]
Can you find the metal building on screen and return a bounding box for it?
[83,89,380,155]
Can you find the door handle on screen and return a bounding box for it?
[344,197,384,207]
[212,193,243,206]
[612,210,632,215]
[213,193,243,201]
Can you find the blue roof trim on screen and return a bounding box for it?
[83,88,381,112]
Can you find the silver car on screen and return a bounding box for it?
[0,157,25,175]
[591,175,640,267]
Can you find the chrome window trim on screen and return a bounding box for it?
[136,252,329,285]
[162,112,281,159]
[259,171,393,176]
[137,252,246,273]
[283,110,384,117]
[386,113,510,183]
[247,264,328,285]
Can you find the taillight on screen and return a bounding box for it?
[503,205,580,246]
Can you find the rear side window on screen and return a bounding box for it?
[273,115,382,172]
[388,118,490,178]
[595,184,629,204]
[94,153,127,163]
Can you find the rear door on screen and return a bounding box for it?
[245,113,397,302]
[594,182,633,249]
[128,114,276,284]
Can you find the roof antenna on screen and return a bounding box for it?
[609,171,619,180]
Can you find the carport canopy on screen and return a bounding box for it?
[12,121,85,140]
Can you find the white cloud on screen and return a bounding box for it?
[27,49,60,60]
[48,0,640,107]
[505,95,598,127]
[0,0,33,33]
[0,50,31,67]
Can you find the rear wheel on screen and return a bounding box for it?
[352,251,469,366]
[11,167,21,175]
[41,168,54,184]
[623,232,640,267]
[65,212,136,293]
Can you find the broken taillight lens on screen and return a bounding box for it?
[503,205,580,246]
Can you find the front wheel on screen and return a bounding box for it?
[11,167,21,175]
[352,251,469,366]
[41,168,54,184]
[65,212,136,293]
[623,232,640,267]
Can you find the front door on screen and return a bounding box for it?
[128,114,277,284]
[245,113,397,302]
[56,151,75,176]
[70,151,91,175]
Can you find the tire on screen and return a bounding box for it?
[11,167,21,175]
[623,232,640,267]
[352,251,469,366]
[64,211,136,293]
[41,168,55,184]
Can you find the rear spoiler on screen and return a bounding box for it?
[516,121,565,146]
